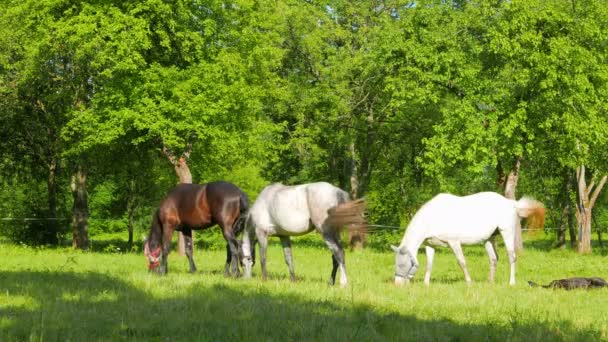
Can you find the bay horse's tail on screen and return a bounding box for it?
[515,197,546,230]
[233,191,249,236]
[326,198,367,232]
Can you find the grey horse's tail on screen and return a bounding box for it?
[326,198,367,232]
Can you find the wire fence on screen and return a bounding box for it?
[364,223,563,233]
[0,218,566,235]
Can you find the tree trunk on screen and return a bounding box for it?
[556,204,568,249]
[577,207,592,254]
[568,207,577,249]
[71,166,89,250]
[504,158,522,252]
[348,142,365,250]
[46,157,59,244]
[174,156,193,184]
[162,143,194,255]
[127,179,136,250]
[575,165,607,254]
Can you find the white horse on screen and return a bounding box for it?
[241,182,366,287]
[392,192,545,286]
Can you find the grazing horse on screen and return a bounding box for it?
[241,182,366,287]
[392,192,545,286]
[144,181,248,276]
[528,277,608,290]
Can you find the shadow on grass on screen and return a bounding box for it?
[0,271,601,341]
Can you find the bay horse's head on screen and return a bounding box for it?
[144,241,162,272]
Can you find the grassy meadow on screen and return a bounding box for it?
[1,232,607,341]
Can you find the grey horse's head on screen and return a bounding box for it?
[391,245,418,286]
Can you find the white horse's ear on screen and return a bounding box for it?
[391,245,400,253]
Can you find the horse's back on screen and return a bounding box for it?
[206,181,246,206]
[160,182,245,227]
[250,182,347,235]
[161,183,205,208]
[412,191,516,243]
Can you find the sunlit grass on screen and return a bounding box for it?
[1,233,607,341]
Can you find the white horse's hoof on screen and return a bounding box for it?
[395,276,408,286]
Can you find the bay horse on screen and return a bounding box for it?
[392,192,545,286]
[144,181,248,276]
[241,182,366,287]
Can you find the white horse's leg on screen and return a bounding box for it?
[257,230,269,280]
[484,239,498,283]
[507,246,516,286]
[322,231,347,287]
[424,245,435,285]
[500,226,517,286]
[279,236,296,282]
[448,241,472,284]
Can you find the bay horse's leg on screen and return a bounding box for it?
[182,228,197,273]
[322,231,347,287]
[447,241,471,284]
[160,224,174,275]
[279,236,296,282]
[424,245,435,285]
[484,239,498,283]
[224,242,231,277]
[257,231,269,280]
[220,223,241,277]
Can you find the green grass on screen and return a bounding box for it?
[1,234,608,341]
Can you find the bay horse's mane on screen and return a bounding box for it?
[147,209,163,250]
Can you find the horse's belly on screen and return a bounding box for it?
[430,232,490,246]
[272,215,311,235]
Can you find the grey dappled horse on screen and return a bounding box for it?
[241,182,365,287]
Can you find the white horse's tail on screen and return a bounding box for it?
[515,197,546,229]
[326,198,367,232]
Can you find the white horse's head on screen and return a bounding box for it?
[391,245,418,286]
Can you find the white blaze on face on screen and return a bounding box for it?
[144,241,160,264]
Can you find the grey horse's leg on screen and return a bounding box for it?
[423,245,435,285]
[182,228,197,273]
[280,236,296,282]
[484,238,498,283]
[322,231,347,287]
[257,231,269,280]
[447,241,472,284]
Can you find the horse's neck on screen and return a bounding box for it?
[401,222,426,257]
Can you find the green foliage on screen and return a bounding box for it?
[2,0,608,248]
